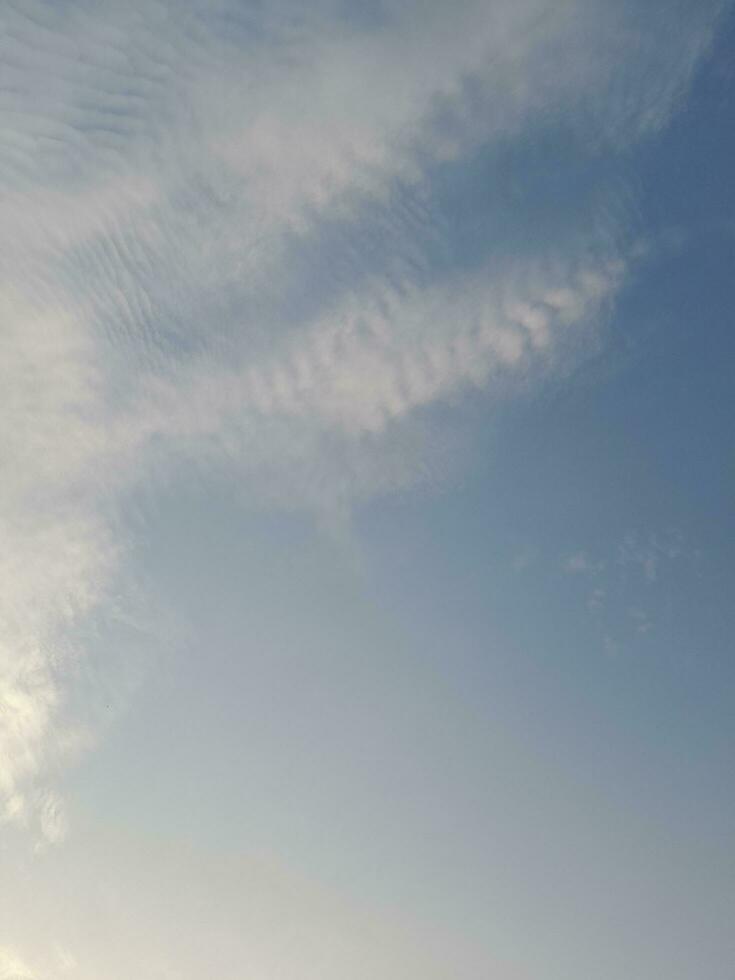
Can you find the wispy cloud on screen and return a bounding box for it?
[563,528,698,651]
[564,551,605,576]
[0,946,37,980]
[0,0,726,837]
[617,529,686,583]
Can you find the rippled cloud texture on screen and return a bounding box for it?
[0,0,730,973]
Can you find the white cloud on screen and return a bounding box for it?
[565,552,590,574]
[0,947,37,980]
[36,791,69,849]
[630,608,653,635]
[565,529,698,649]
[0,0,726,839]
[617,529,687,583]
[603,634,619,658]
[587,588,606,613]
[563,552,605,575]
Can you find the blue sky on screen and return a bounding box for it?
[1,1,734,977]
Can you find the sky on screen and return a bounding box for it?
[1,0,734,977]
